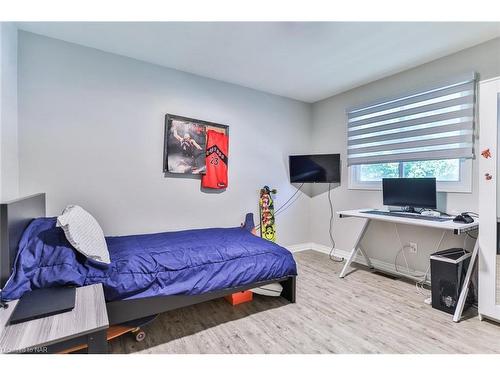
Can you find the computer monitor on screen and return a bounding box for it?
[382,178,437,212]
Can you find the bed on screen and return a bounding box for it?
[0,194,297,326]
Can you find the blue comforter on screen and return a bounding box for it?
[1,218,297,302]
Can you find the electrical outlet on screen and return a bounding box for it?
[408,242,418,254]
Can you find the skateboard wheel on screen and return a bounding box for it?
[134,330,146,342]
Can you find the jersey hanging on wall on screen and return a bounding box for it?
[201,129,229,189]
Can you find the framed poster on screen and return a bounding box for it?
[163,114,228,175]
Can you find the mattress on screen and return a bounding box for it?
[1,218,297,302]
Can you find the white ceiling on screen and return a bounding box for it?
[17,22,500,103]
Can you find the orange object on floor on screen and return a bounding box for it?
[224,290,253,305]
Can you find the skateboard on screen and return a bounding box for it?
[60,314,158,353]
[259,186,277,242]
[106,314,158,343]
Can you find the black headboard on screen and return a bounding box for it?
[0,193,46,288]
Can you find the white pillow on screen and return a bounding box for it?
[56,205,111,264]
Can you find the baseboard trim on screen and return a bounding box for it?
[286,243,314,253]
[287,242,428,283]
[287,242,347,258]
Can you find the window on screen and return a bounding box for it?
[347,74,476,193]
[403,159,460,181]
[358,162,399,182]
[350,158,471,192]
[358,159,460,182]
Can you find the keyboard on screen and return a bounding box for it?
[362,210,453,222]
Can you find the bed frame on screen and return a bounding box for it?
[0,194,296,325]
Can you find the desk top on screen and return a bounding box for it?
[0,284,108,354]
[338,209,478,234]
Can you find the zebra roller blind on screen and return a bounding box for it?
[347,74,477,166]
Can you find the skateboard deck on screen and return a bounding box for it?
[60,314,158,353]
[259,186,277,242]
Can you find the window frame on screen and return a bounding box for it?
[348,158,473,193]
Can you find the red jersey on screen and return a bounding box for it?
[201,130,229,189]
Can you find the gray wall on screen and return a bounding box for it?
[0,23,19,201]
[310,37,500,272]
[14,29,500,265]
[18,31,312,246]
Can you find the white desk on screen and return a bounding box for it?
[337,209,479,323]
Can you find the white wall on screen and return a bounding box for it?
[0,23,19,201]
[310,37,500,272]
[17,32,312,246]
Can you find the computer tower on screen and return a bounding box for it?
[430,248,473,315]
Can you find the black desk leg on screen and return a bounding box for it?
[87,330,108,354]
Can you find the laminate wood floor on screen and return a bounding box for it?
[109,250,500,354]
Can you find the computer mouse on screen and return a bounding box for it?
[453,213,474,224]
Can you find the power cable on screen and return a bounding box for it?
[328,183,343,262]
[255,183,304,231]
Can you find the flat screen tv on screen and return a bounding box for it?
[289,154,341,183]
